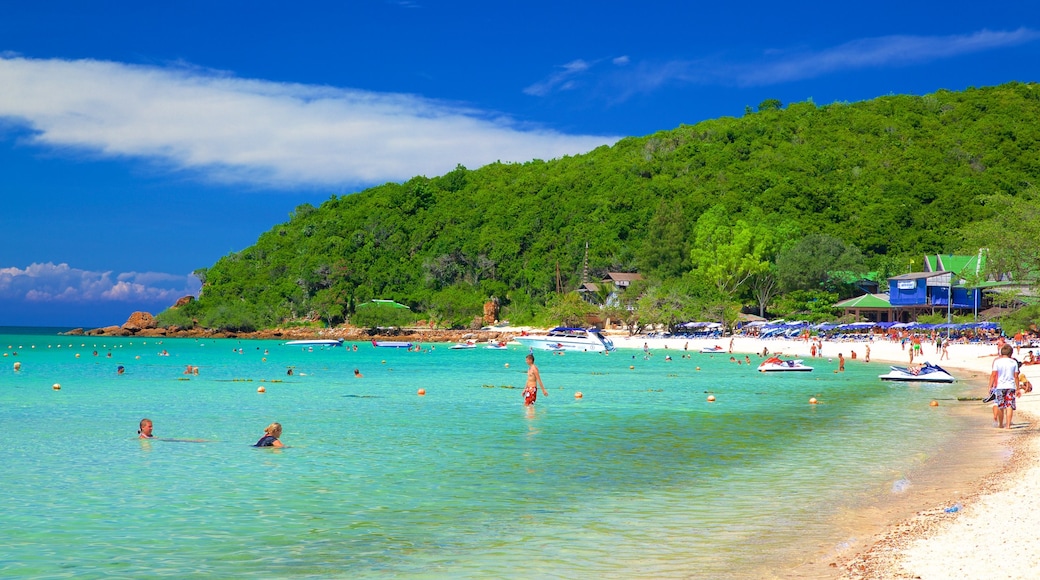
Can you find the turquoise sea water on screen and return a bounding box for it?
[0,330,977,578]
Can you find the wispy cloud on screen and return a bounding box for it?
[0,56,617,189]
[0,262,200,303]
[735,28,1040,86]
[527,28,1039,99]
[523,59,594,96]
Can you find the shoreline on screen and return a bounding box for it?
[616,333,1038,579]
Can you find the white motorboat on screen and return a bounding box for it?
[450,341,477,350]
[284,339,343,347]
[485,340,509,350]
[878,362,956,383]
[758,357,813,372]
[514,327,615,353]
[372,339,413,349]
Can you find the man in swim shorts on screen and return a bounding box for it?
[523,354,548,406]
[989,344,1019,429]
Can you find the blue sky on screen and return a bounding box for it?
[0,1,1037,328]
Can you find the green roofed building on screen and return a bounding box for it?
[833,293,893,322]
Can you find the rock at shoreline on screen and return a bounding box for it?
[122,311,157,332]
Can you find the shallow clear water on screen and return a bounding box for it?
[0,332,973,578]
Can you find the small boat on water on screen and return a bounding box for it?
[450,341,477,350]
[372,339,413,349]
[284,339,343,347]
[514,327,615,353]
[700,345,725,353]
[758,357,813,372]
[486,340,509,350]
[878,362,956,383]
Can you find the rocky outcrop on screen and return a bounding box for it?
[88,325,128,336]
[483,297,500,325]
[122,311,157,332]
[172,296,194,308]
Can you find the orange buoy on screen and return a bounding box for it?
[809,397,818,404]
[257,386,266,393]
[930,400,939,407]
[52,383,61,390]
[696,367,701,371]
[418,388,426,395]
[575,391,583,399]
[707,395,716,402]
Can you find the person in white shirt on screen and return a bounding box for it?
[989,344,1020,429]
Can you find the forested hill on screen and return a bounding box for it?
[161,82,1040,331]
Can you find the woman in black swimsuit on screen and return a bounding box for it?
[254,422,284,447]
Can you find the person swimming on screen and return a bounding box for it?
[138,418,154,439]
[254,422,284,447]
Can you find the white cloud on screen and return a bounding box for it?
[0,262,200,303]
[528,28,1039,99]
[0,56,618,189]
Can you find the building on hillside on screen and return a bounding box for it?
[577,272,642,307]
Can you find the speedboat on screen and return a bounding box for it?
[450,341,477,350]
[284,339,343,347]
[372,339,413,348]
[485,340,509,350]
[700,345,725,353]
[878,362,956,383]
[758,356,813,372]
[514,327,615,353]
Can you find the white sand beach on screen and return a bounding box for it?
[609,332,1040,579]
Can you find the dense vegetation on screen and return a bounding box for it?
[158,82,1040,332]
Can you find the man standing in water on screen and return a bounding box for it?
[523,353,548,406]
[989,344,1019,429]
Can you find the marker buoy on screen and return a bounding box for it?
[504,363,509,368]
[809,397,818,404]
[930,400,939,407]
[629,365,635,370]
[257,386,266,393]
[696,367,701,371]
[52,383,61,390]
[418,388,426,396]
[707,395,716,402]
[575,391,583,399]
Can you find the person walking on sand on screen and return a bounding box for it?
[865,344,871,363]
[989,344,1019,429]
[523,354,548,406]
[838,353,845,372]
[254,422,284,447]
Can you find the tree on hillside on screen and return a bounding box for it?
[777,234,866,293]
[637,200,689,279]
[689,205,773,301]
[960,190,1040,288]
